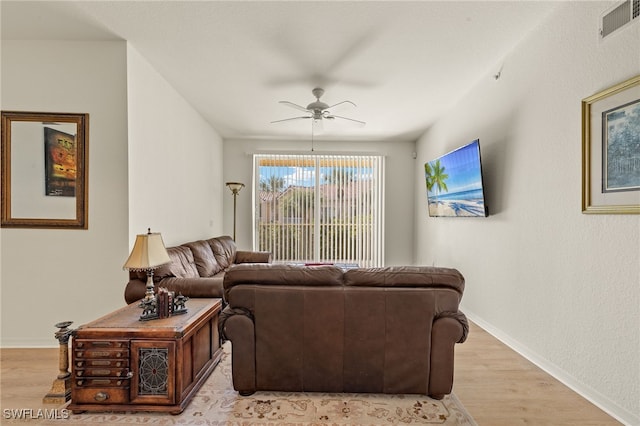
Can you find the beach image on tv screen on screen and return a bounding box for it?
[425,140,487,217]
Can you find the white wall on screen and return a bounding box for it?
[0,41,224,347]
[1,41,129,346]
[414,3,639,424]
[223,138,416,265]
[126,45,225,248]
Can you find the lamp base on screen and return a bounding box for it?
[144,270,156,301]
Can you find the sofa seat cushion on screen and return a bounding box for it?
[154,246,199,280]
[184,240,222,277]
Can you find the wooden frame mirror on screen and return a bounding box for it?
[1,111,89,229]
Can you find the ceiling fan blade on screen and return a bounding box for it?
[271,116,311,124]
[329,114,366,126]
[327,100,357,109]
[278,101,310,113]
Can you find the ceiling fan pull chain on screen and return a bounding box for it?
[311,119,315,152]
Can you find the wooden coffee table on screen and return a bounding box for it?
[68,298,222,414]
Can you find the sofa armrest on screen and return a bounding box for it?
[428,311,468,399]
[235,250,273,264]
[220,306,257,395]
[124,279,147,305]
[436,310,469,343]
[157,276,224,298]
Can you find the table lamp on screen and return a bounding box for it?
[123,228,171,301]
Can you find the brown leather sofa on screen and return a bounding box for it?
[220,263,468,399]
[124,235,272,304]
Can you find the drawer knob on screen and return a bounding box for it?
[94,392,109,402]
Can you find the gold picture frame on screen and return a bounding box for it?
[582,75,640,214]
[1,111,89,228]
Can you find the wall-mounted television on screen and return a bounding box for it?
[424,139,488,217]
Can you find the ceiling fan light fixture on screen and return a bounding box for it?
[272,87,365,127]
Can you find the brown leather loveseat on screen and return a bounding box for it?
[220,263,468,399]
[124,235,272,304]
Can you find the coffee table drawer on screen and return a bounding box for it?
[75,340,128,349]
[75,377,130,387]
[75,359,129,369]
[75,349,129,359]
[75,367,131,378]
[73,387,129,404]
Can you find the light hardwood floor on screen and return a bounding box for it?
[454,322,621,425]
[0,321,621,425]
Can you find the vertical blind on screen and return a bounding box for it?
[253,154,384,267]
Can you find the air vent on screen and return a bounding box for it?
[601,0,639,38]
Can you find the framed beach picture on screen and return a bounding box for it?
[582,75,640,214]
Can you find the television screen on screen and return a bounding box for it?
[425,139,488,217]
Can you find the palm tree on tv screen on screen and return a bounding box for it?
[425,159,449,204]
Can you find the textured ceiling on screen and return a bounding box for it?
[1,1,560,142]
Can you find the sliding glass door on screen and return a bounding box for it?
[253,154,384,267]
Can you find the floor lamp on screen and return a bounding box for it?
[226,182,244,241]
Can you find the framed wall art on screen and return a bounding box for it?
[1,111,89,228]
[44,127,77,197]
[582,75,640,214]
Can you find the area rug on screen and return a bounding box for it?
[47,342,477,426]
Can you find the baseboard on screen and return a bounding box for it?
[463,310,639,426]
[0,338,57,349]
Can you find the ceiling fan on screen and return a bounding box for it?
[271,88,366,128]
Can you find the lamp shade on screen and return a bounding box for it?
[226,182,245,193]
[123,231,171,271]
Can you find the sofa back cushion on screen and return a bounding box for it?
[184,240,222,277]
[153,246,199,280]
[208,236,237,270]
[344,266,465,295]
